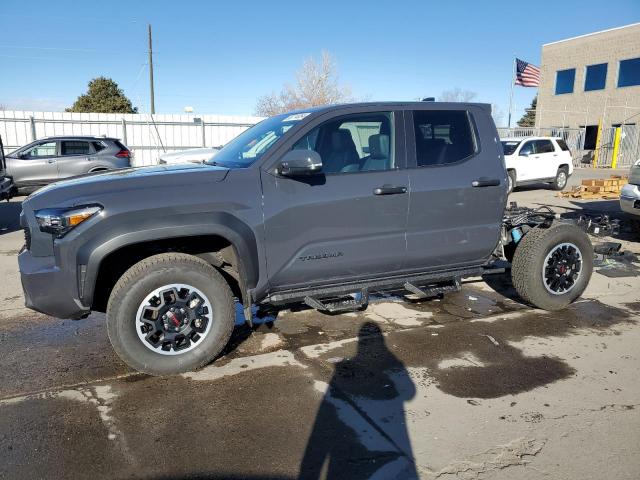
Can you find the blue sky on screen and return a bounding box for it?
[1,0,638,124]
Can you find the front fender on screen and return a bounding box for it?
[76,211,259,307]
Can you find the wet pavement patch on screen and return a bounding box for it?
[306,299,634,399]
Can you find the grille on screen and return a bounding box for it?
[23,227,31,250]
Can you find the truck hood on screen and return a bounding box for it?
[25,163,230,209]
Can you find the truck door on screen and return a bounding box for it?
[404,107,507,269]
[261,110,409,290]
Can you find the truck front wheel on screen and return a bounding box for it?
[511,223,592,311]
[106,253,235,375]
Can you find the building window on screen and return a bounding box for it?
[584,63,607,91]
[618,57,640,87]
[555,68,576,94]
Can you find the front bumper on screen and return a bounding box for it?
[620,184,640,217]
[19,249,90,319]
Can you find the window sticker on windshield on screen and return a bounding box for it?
[283,112,311,122]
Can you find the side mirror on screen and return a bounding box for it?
[277,150,322,177]
[519,150,530,157]
[17,152,28,159]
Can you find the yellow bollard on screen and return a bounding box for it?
[611,127,622,169]
[592,120,602,168]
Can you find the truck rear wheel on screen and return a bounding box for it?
[106,253,235,375]
[511,223,592,310]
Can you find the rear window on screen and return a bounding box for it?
[61,141,91,155]
[113,140,128,151]
[555,139,570,151]
[413,110,476,167]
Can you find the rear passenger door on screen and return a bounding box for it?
[405,107,507,270]
[56,140,93,178]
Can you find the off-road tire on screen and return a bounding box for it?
[551,167,569,191]
[106,253,235,375]
[511,222,592,310]
[507,170,517,194]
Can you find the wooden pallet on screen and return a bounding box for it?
[558,175,628,199]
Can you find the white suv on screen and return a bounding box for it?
[620,159,640,223]
[501,137,573,193]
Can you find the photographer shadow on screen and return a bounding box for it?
[299,322,418,479]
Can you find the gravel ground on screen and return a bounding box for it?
[0,169,638,479]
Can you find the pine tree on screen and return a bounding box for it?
[66,77,137,113]
[517,96,537,127]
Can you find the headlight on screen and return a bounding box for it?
[35,204,102,237]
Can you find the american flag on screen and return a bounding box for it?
[514,58,541,87]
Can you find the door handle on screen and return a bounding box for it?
[47,159,55,164]
[472,178,500,187]
[373,185,407,195]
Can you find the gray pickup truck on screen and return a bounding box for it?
[18,102,593,375]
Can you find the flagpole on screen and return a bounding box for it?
[507,57,516,128]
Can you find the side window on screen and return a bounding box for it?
[413,110,475,167]
[92,141,106,152]
[25,141,57,158]
[293,112,395,174]
[556,139,570,151]
[535,140,555,154]
[519,141,535,156]
[61,141,91,155]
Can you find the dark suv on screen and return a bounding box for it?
[6,135,131,191]
[18,102,593,375]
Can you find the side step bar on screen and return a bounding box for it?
[304,290,369,314]
[404,278,461,298]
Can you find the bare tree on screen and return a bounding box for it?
[438,88,505,126]
[439,88,478,103]
[491,104,505,127]
[255,51,352,116]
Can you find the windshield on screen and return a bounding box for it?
[501,140,521,156]
[207,112,311,168]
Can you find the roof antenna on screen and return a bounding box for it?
[421,97,436,102]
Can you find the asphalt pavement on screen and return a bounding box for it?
[0,169,638,479]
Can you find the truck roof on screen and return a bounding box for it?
[285,101,493,115]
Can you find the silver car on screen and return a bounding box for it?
[5,136,131,191]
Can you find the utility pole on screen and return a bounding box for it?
[148,24,155,114]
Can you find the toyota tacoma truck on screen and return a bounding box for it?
[18,102,593,375]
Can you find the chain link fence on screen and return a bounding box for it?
[497,126,639,169]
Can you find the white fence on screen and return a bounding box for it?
[497,126,640,169]
[0,111,263,166]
